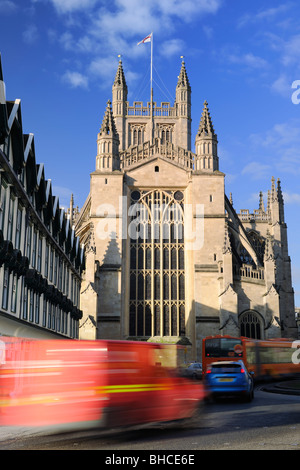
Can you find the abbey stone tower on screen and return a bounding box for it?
[75,59,297,361]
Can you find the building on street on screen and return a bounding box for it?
[0,55,84,339]
[75,58,298,359]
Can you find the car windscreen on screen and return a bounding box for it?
[211,364,242,373]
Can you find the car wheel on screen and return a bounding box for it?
[245,388,253,402]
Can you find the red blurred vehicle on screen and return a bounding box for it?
[202,334,300,380]
[0,337,206,429]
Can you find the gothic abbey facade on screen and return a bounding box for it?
[76,59,297,360]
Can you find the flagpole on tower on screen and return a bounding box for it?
[150,32,153,106]
[150,32,153,144]
[137,32,154,142]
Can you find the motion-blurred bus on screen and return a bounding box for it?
[0,337,206,430]
[202,335,300,380]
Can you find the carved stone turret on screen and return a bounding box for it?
[195,100,219,172]
[175,59,191,150]
[112,58,127,117]
[96,100,120,172]
[112,59,127,150]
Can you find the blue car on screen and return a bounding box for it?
[205,360,254,402]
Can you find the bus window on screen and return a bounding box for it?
[245,345,256,365]
[259,346,293,364]
[205,338,243,358]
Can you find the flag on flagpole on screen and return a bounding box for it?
[137,33,152,45]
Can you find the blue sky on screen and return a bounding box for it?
[1,0,300,306]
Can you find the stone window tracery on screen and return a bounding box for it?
[239,310,262,339]
[129,189,185,337]
[156,124,174,144]
[247,230,265,260]
[129,124,146,146]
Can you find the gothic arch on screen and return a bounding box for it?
[225,196,261,267]
[247,230,265,261]
[238,310,264,339]
[129,189,185,338]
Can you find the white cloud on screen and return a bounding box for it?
[248,119,300,175]
[92,2,160,42]
[262,32,300,69]
[60,32,74,51]
[59,31,96,54]
[160,39,186,58]
[237,3,293,28]
[75,0,222,54]
[250,120,300,148]
[227,52,268,69]
[89,56,141,89]
[88,57,119,85]
[77,36,94,53]
[46,0,223,90]
[0,0,17,13]
[255,4,292,21]
[283,192,300,204]
[48,0,98,14]
[62,70,89,89]
[203,25,213,39]
[48,0,222,19]
[241,162,271,180]
[157,0,222,22]
[271,74,292,97]
[281,34,300,66]
[23,24,38,44]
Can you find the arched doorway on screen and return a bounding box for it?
[239,310,263,339]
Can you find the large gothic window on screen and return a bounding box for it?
[239,311,262,339]
[247,230,265,261]
[129,190,185,337]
